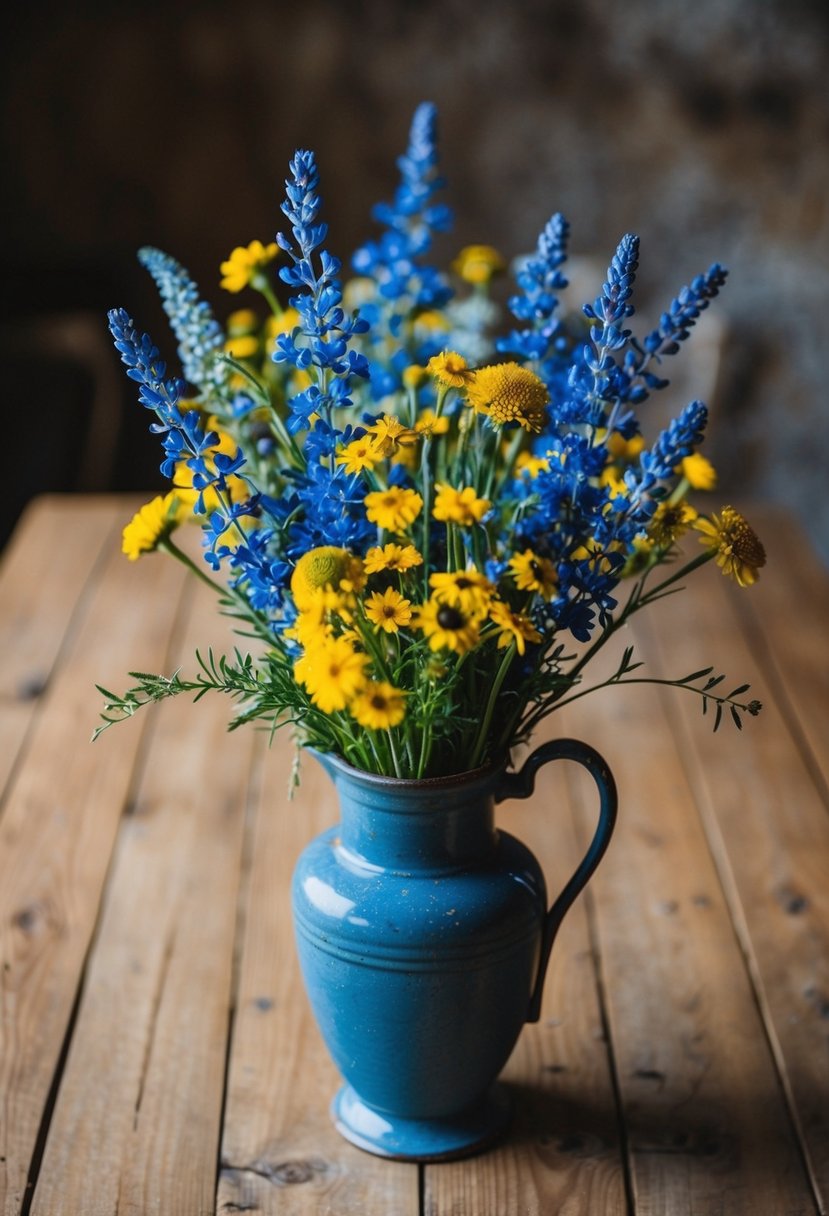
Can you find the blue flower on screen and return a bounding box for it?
[138,247,228,394]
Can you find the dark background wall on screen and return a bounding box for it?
[3,0,828,559]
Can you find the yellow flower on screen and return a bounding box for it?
[620,536,656,579]
[488,601,542,655]
[121,492,186,560]
[294,637,368,714]
[414,599,481,654]
[679,452,717,491]
[464,363,549,432]
[291,547,365,612]
[363,544,423,574]
[220,240,279,293]
[364,414,419,452]
[364,587,413,633]
[451,244,506,286]
[432,484,491,526]
[364,487,423,532]
[403,364,429,390]
[606,432,645,464]
[514,451,550,478]
[508,550,557,600]
[414,310,450,334]
[648,500,698,547]
[349,681,407,731]
[227,308,259,334]
[429,568,494,614]
[415,409,450,437]
[336,435,386,475]
[696,507,766,587]
[427,351,473,388]
[224,334,259,360]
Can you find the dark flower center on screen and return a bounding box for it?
[455,576,473,589]
[436,605,465,630]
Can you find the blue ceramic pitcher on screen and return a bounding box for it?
[291,738,617,1160]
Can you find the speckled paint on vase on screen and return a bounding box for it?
[291,738,617,1160]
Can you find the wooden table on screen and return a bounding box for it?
[1,494,827,1216]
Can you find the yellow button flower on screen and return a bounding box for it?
[291,547,365,611]
[335,435,386,475]
[464,363,549,433]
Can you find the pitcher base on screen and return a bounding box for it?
[331,1083,512,1161]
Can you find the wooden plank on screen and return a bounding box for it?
[217,742,421,1216]
[642,555,829,1210]
[425,744,628,1215]
[0,496,120,798]
[0,533,188,1216]
[29,579,258,1216]
[731,504,829,799]
[559,610,818,1215]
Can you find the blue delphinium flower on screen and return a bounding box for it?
[497,212,570,367]
[351,102,454,381]
[273,150,370,435]
[138,247,228,395]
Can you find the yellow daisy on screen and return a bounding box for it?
[363,544,423,574]
[293,637,368,714]
[427,351,473,388]
[364,487,423,532]
[679,452,717,491]
[220,240,279,293]
[413,599,481,654]
[364,587,413,633]
[696,507,766,587]
[415,409,451,437]
[648,500,698,547]
[335,435,386,475]
[349,681,407,731]
[121,492,186,561]
[451,244,506,286]
[429,568,494,614]
[508,550,558,599]
[432,484,491,526]
[488,601,542,655]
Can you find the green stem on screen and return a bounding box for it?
[469,640,517,769]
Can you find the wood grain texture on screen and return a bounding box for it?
[0,510,188,1216]
[29,580,256,1216]
[0,496,120,798]
[642,555,829,1211]
[424,745,628,1216]
[733,504,829,801]
[560,596,818,1215]
[217,743,421,1216]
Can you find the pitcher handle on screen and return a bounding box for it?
[495,738,617,1024]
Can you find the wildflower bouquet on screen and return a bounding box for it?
[98,102,765,779]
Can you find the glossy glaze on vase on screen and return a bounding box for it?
[291,739,617,1160]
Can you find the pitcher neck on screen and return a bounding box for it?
[315,754,502,871]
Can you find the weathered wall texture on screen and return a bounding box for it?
[4,0,828,558]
